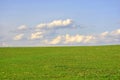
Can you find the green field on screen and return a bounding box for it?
[0,45,120,80]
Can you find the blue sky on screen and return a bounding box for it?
[0,0,120,46]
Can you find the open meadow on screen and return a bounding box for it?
[0,45,120,80]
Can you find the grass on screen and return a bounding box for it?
[0,45,120,80]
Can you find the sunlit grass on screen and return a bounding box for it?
[0,45,120,80]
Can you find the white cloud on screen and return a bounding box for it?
[36,19,72,29]
[48,19,72,28]
[30,32,43,40]
[44,28,120,45]
[64,34,96,44]
[46,36,62,44]
[13,34,24,40]
[83,35,96,43]
[111,29,120,36]
[100,31,109,37]
[64,34,84,44]
[18,25,27,30]
[36,23,47,29]
[44,34,95,45]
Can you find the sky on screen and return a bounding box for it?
[0,0,120,46]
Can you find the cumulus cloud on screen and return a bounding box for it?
[46,36,62,44]
[111,29,120,36]
[64,34,84,44]
[98,29,120,42]
[36,19,73,29]
[44,28,120,45]
[13,34,24,40]
[64,35,96,44]
[44,34,96,45]
[18,25,27,30]
[30,32,43,40]
[36,23,46,29]
[100,31,109,37]
[84,36,96,43]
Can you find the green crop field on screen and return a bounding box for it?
[0,45,120,80]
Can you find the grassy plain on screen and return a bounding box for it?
[0,45,120,80]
